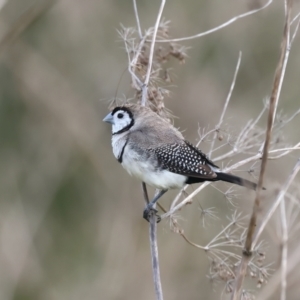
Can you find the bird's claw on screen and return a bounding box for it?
[143,204,161,223]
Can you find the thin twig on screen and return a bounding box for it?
[152,0,273,43]
[256,164,300,300]
[149,217,163,300]
[165,142,299,220]
[141,183,164,300]
[268,143,300,159]
[149,188,164,300]
[135,3,167,296]
[245,0,292,254]
[231,1,293,299]
[133,0,142,39]
[239,105,267,145]
[141,0,166,106]
[162,182,210,219]
[121,26,146,90]
[279,195,288,300]
[253,158,300,246]
[290,14,300,46]
[209,51,242,158]
[142,182,150,204]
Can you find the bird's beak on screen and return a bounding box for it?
[103,112,114,124]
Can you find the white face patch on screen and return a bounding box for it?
[112,109,133,134]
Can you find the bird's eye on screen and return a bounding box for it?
[117,113,124,119]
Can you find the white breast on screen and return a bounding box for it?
[121,146,186,190]
[112,133,186,190]
[111,133,127,161]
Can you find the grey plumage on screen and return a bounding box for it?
[103,104,258,221]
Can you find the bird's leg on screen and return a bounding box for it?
[143,189,168,223]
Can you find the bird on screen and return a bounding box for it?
[103,103,258,222]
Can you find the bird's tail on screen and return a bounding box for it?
[216,172,257,190]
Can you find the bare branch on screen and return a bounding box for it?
[209,51,242,158]
[142,184,164,300]
[253,158,300,246]
[141,0,166,106]
[268,142,300,159]
[231,1,293,299]
[152,0,273,43]
[245,0,293,253]
[149,216,164,300]
[290,16,300,45]
[161,182,210,219]
[279,196,288,300]
[133,0,142,39]
[256,162,300,300]
[142,182,150,204]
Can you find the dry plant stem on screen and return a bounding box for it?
[179,229,205,250]
[153,0,273,43]
[268,143,300,159]
[257,160,300,300]
[141,0,166,106]
[162,182,210,219]
[213,105,267,162]
[133,0,142,39]
[149,218,163,300]
[257,171,300,300]
[149,189,164,300]
[142,182,150,204]
[163,142,300,220]
[135,1,166,296]
[209,51,242,158]
[141,183,163,300]
[245,0,292,255]
[290,15,300,45]
[253,158,300,245]
[129,35,148,90]
[231,2,293,299]
[279,195,288,300]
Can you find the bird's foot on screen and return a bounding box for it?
[143,204,161,223]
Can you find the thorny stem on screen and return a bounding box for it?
[231,1,293,299]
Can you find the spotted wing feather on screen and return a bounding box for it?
[149,141,219,179]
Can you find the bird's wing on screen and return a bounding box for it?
[149,141,219,179]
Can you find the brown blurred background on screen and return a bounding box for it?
[0,0,299,299]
